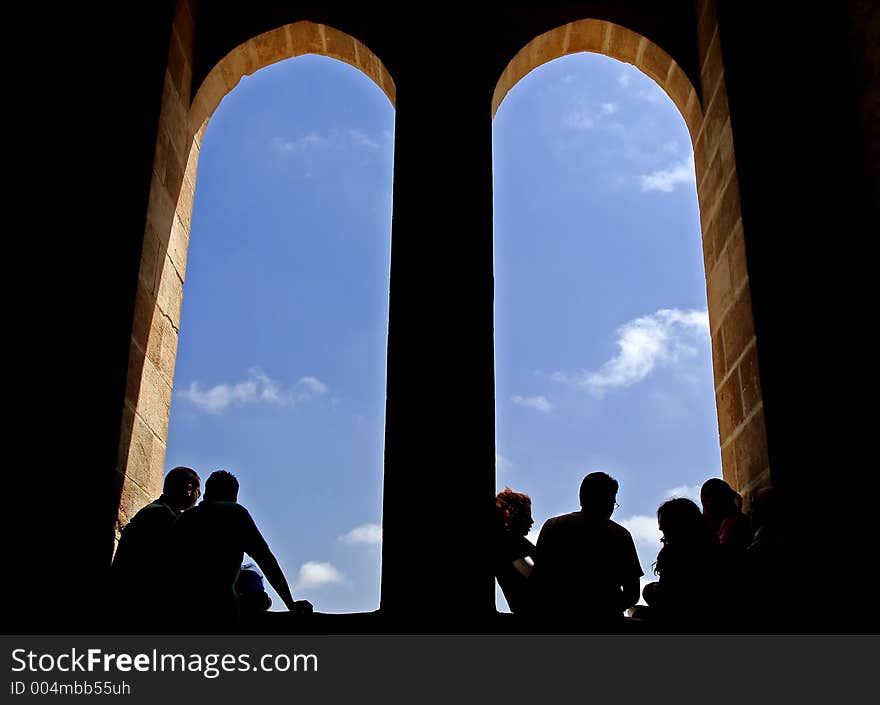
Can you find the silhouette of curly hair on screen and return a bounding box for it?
[495,487,531,530]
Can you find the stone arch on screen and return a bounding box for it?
[114,1,396,537]
[492,18,769,501]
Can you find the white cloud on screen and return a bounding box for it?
[637,576,655,606]
[621,515,664,592]
[637,87,664,104]
[178,368,328,414]
[496,452,514,473]
[664,484,702,503]
[273,133,324,151]
[562,111,594,130]
[552,309,709,396]
[512,395,554,413]
[338,523,382,545]
[275,129,383,154]
[615,66,666,104]
[348,129,380,149]
[296,561,345,589]
[620,514,662,545]
[297,376,328,396]
[639,156,696,192]
[561,97,627,134]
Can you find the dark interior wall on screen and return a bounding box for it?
[189,2,700,105]
[11,2,177,633]
[847,0,879,211]
[9,1,876,633]
[717,0,877,628]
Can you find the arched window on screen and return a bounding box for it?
[117,22,394,615]
[492,20,765,611]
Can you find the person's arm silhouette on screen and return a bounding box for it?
[620,576,640,611]
[242,509,313,615]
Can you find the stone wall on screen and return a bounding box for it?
[115,1,397,538]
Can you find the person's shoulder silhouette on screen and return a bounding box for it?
[171,470,311,631]
[111,466,201,629]
[531,472,642,626]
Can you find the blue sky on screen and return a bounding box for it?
[165,51,719,614]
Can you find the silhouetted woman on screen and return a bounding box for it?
[493,487,536,615]
[700,478,752,553]
[643,498,720,625]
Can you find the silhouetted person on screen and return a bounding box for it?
[235,563,273,618]
[110,466,201,630]
[642,498,722,628]
[700,478,753,624]
[700,478,752,552]
[744,486,789,628]
[493,487,536,615]
[530,472,642,627]
[171,470,311,632]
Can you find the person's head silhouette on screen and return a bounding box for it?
[203,470,239,503]
[748,485,780,531]
[700,478,739,523]
[163,466,201,512]
[657,497,710,544]
[495,487,533,536]
[579,472,619,520]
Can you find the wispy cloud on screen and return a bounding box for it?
[620,514,662,545]
[562,111,594,130]
[562,100,622,131]
[338,523,382,545]
[296,561,345,589]
[664,484,703,503]
[639,156,695,192]
[178,368,328,414]
[272,133,324,152]
[348,129,380,149]
[616,68,664,103]
[297,376,328,395]
[552,309,709,396]
[621,514,663,584]
[496,452,514,473]
[274,129,384,154]
[637,87,665,104]
[512,395,554,413]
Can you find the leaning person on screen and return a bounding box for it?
[170,470,311,632]
[493,487,537,615]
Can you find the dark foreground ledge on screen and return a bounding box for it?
[239,610,771,635]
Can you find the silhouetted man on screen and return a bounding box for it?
[171,470,311,631]
[110,466,201,629]
[530,472,642,627]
